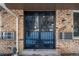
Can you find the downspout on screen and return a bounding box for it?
[0,3,19,55]
[0,12,2,32]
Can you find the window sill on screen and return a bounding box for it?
[0,39,15,40]
[73,37,79,39]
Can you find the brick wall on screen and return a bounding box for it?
[0,8,79,55]
[0,9,24,54]
[56,9,79,54]
[0,10,16,54]
[12,10,24,52]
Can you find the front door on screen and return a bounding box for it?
[24,11,55,49]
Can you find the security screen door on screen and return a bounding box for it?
[24,11,55,49]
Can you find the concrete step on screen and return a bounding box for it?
[19,49,61,56]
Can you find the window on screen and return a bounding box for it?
[3,32,15,39]
[73,11,79,38]
[0,32,2,39]
[0,32,15,39]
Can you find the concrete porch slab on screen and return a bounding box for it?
[19,49,61,56]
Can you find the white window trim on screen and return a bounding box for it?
[72,10,79,39]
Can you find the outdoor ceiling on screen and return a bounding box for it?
[5,3,79,10]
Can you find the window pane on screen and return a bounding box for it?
[26,14,39,31]
[39,16,54,31]
[3,32,14,39]
[74,13,79,37]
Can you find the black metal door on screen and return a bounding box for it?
[24,11,55,49]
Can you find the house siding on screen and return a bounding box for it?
[0,9,24,54]
[0,9,79,55]
[56,9,79,54]
[0,10,16,54]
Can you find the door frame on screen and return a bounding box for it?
[24,11,56,49]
